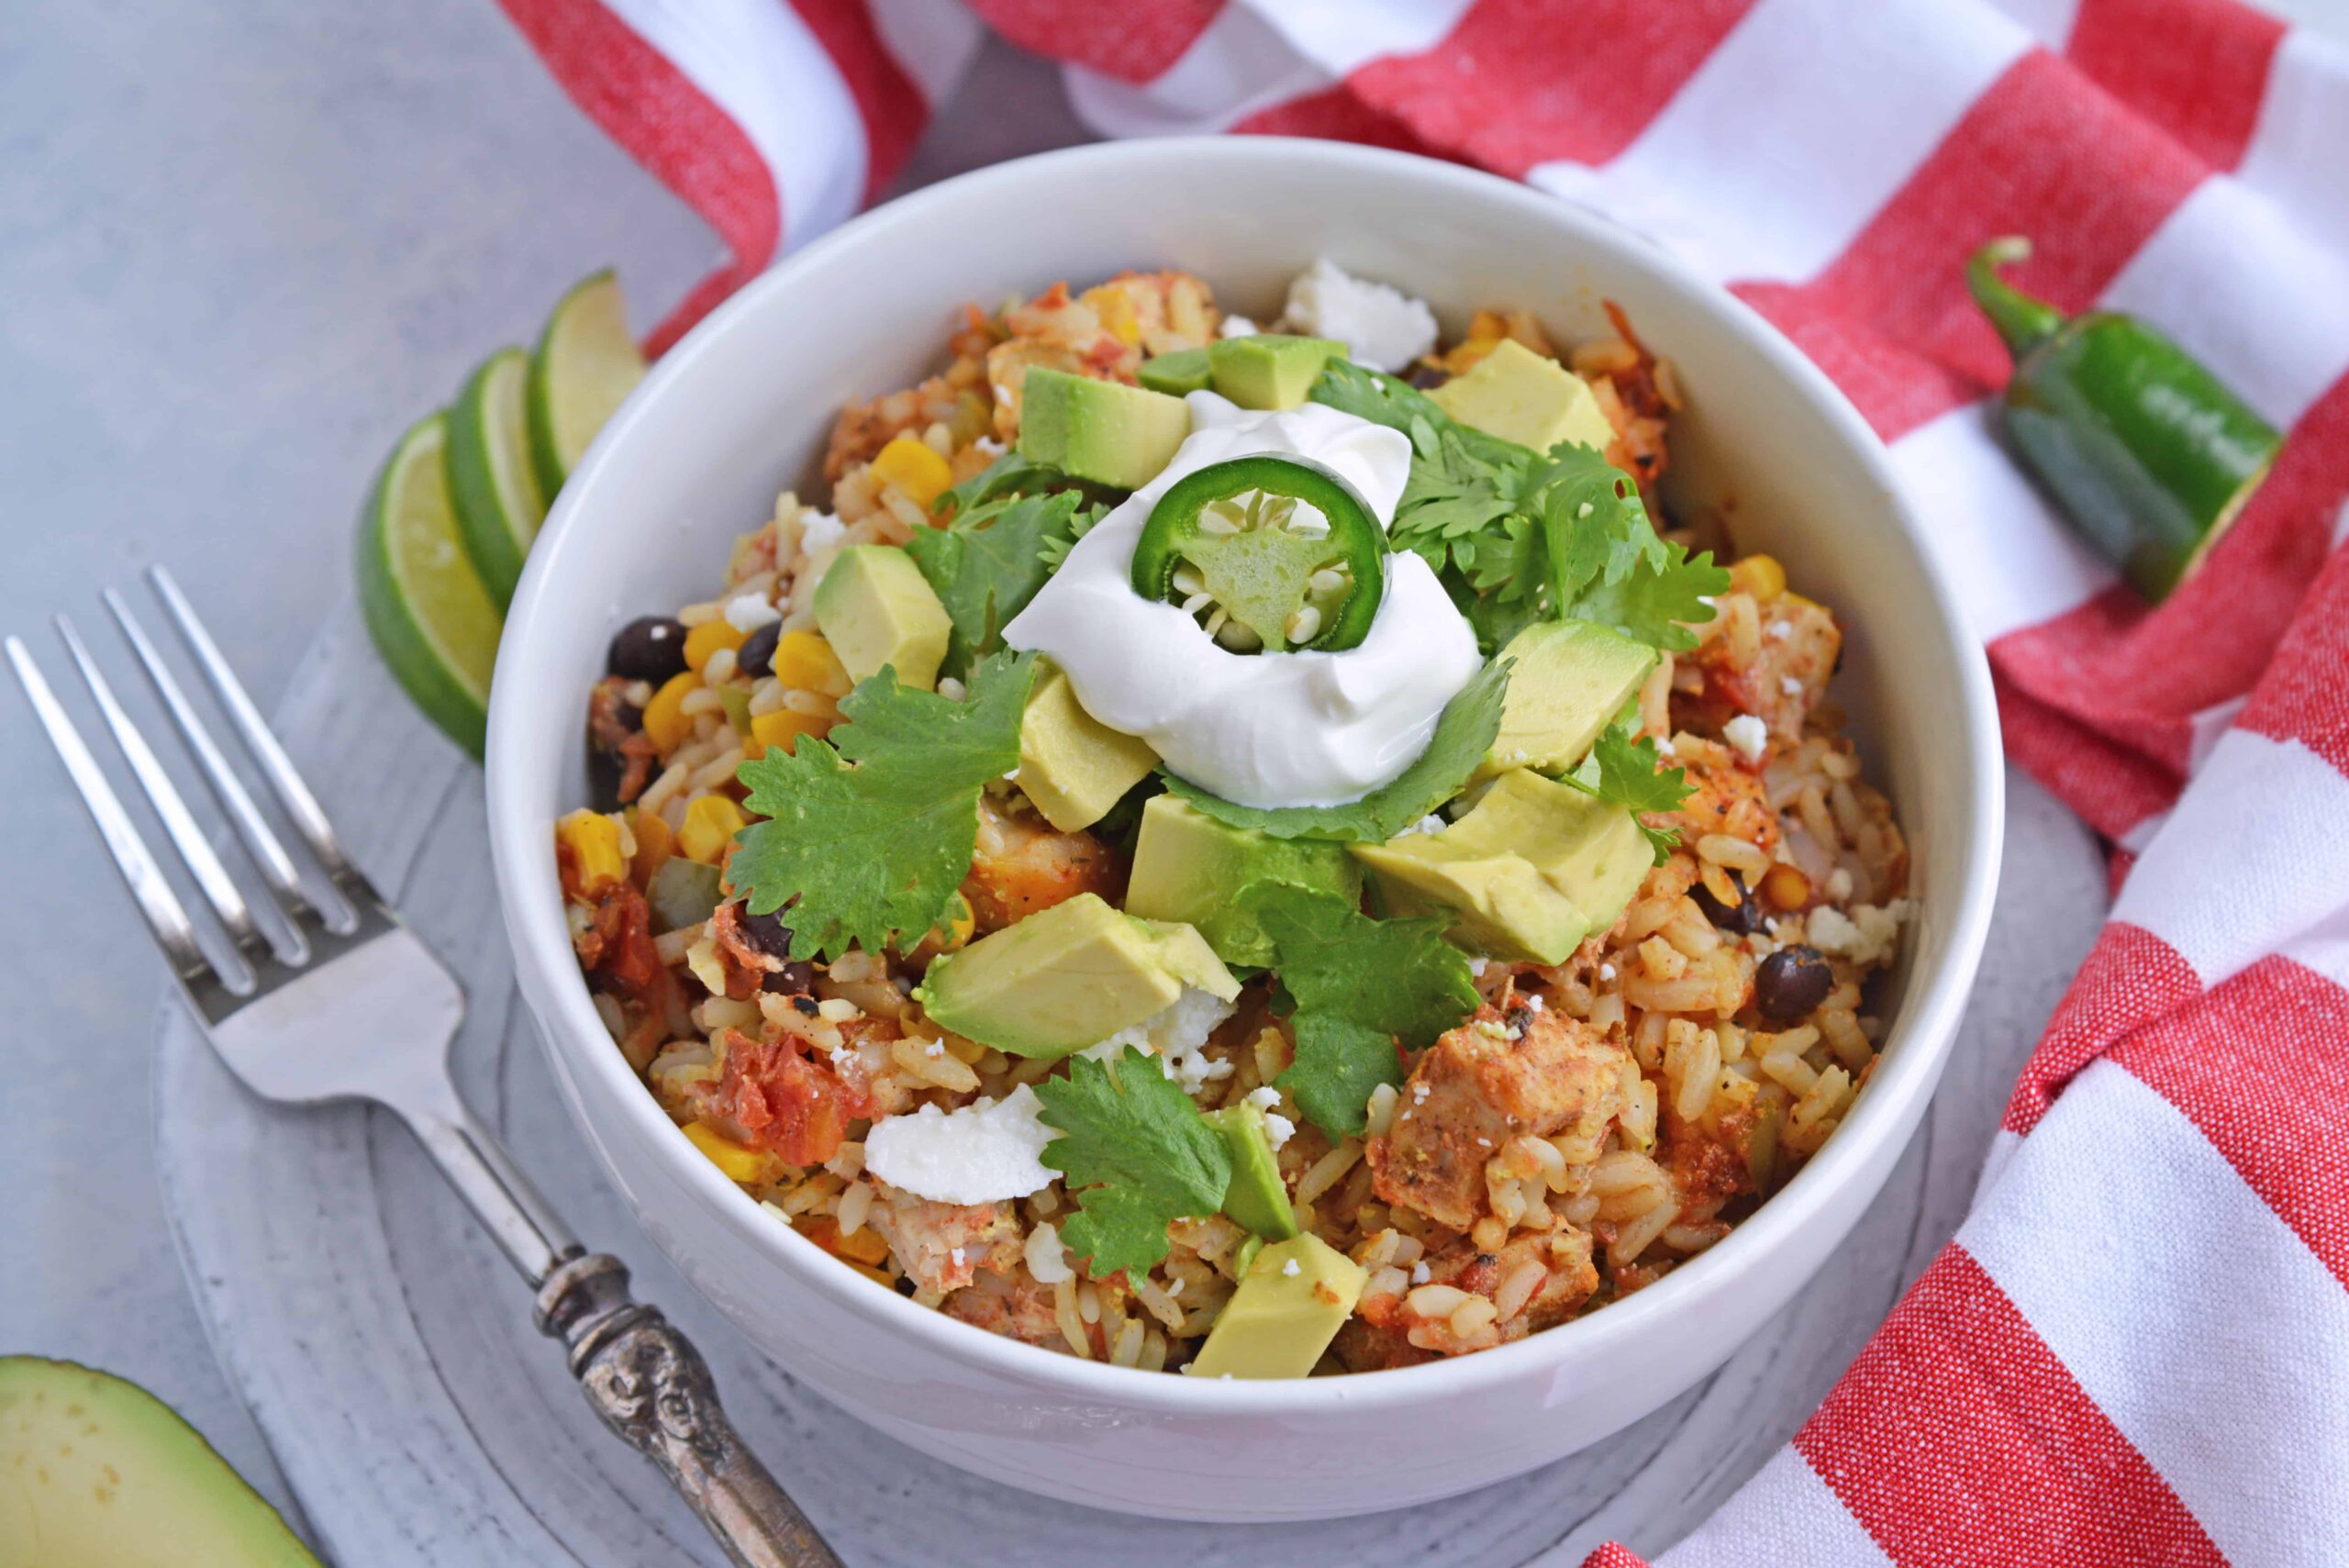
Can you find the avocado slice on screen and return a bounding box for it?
[916,893,1238,1058]
[1139,346,1213,396]
[1207,1102,1298,1240]
[1187,1235,1368,1379]
[1430,338,1616,455]
[0,1357,320,1567]
[1016,368,1191,490]
[1478,618,1659,781]
[1123,795,1362,968]
[1350,769,1649,964]
[1207,334,1346,411]
[813,544,953,691]
[1016,662,1160,833]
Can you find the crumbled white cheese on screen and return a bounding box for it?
[1264,1112,1296,1151]
[1283,259,1438,373]
[1219,313,1260,339]
[1468,958,1488,977]
[1768,621,1794,641]
[1281,1257,1302,1278]
[863,1084,1058,1206]
[1722,714,1769,762]
[1079,986,1238,1094]
[796,509,847,559]
[1804,900,1913,967]
[1399,813,1448,837]
[1025,1220,1073,1284]
[1826,867,1854,902]
[974,435,1006,456]
[1780,674,1803,696]
[950,1247,966,1267]
[1244,1085,1282,1113]
[1409,1261,1431,1284]
[1654,737,1677,758]
[1523,994,1545,1013]
[725,592,783,632]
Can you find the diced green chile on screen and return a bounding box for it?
[1128,455,1386,653]
[646,858,724,933]
[1967,236,2281,603]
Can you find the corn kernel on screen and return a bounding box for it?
[749,708,827,760]
[682,1120,784,1185]
[834,1225,891,1266]
[871,436,953,510]
[642,672,700,752]
[1761,862,1811,911]
[770,630,850,696]
[1080,284,1141,347]
[678,795,748,864]
[627,806,674,882]
[1729,554,1787,602]
[684,617,748,674]
[556,809,628,898]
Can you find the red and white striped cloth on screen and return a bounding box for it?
[495,2,2349,1560]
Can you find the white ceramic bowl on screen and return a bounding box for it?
[485,137,2001,1523]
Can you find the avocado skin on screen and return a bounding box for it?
[0,1356,320,1567]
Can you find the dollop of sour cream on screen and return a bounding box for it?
[1004,393,1482,808]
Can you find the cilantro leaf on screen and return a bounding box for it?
[1531,445,1729,652]
[1242,884,1479,1140]
[904,489,1097,677]
[731,651,1038,960]
[1034,1048,1232,1278]
[1160,658,1509,841]
[1563,722,1695,864]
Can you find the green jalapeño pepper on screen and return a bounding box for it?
[1129,455,1386,652]
[1967,236,2281,603]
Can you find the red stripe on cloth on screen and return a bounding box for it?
[2110,954,2349,1287]
[786,0,930,200]
[1797,1248,2225,1568]
[1991,372,2349,804]
[1996,675,2186,844]
[1341,0,1758,180]
[2107,847,2139,898]
[495,0,782,356]
[1734,49,2207,442]
[963,0,1222,84]
[2065,0,2286,170]
[2235,487,2349,780]
[2004,921,2202,1134]
[1230,83,1453,159]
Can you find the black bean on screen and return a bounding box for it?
[761,961,818,996]
[1503,1004,1535,1039]
[736,906,796,959]
[607,616,689,682]
[1690,873,1765,935]
[790,994,821,1018]
[1405,363,1452,390]
[737,621,782,680]
[1754,945,1833,1024]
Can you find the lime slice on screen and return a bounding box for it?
[527,269,646,497]
[357,414,502,758]
[447,346,547,608]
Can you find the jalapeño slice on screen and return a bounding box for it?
[1129,455,1386,653]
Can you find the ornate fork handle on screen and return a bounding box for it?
[536,1253,843,1568]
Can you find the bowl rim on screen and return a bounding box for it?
[486,135,2003,1416]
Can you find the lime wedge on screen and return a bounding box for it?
[357,414,502,758]
[527,269,645,497]
[447,346,547,608]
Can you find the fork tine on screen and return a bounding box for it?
[145,565,357,884]
[105,587,323,936]
[7,634,217,987]
[56,613,273,966]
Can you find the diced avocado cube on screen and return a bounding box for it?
[1139,346,1213,396]
[1430,339,1615,455]
[1207,334,1347,411]
[1017,368,1190,491]
[1478,618,1659,781]
[1016,662,1160,833]
[1187,1234,1367,1380]
[1349,770,1649,964]
[1123,795,1362,968]
[812,544,952,690]
[1208,1102,1298,1240]
[916,893,1235,1058]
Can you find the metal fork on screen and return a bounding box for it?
[9,566,841,1568]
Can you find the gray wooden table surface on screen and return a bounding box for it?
[5,0,2332,1555]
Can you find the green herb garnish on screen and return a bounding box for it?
[1034,1047,1233,1277]
[731,651,1038,961]
[1563,722,1696,864]
[905,489,1098,678]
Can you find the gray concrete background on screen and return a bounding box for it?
[3,0,2335,1546]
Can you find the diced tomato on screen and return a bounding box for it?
[713,1029,866,1167]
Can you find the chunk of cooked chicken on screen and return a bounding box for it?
[943,1268,1067,1351]
[1644,738,1779,858]
[960,792,1122,932]
[1679,593,1840,741]
[1368,1006,1630,1232]
[863,1181,1024,1296]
